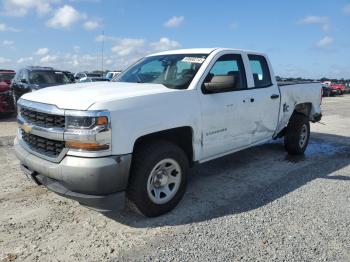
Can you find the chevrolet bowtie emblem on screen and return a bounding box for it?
[22,123,32,134]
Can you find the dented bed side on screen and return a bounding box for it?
[275,83,322,135]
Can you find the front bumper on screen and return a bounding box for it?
[14,137,132,211]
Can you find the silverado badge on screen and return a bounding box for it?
[22,123,32,134]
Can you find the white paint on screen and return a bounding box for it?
[21,48,322,162]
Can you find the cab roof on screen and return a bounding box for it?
[0,69,15,73]
[148,48,264,57]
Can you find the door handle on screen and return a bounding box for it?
[271,94,279,99]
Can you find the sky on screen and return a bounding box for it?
[0,0,350,79]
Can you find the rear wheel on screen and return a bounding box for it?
[284,113,310,155]
[127,140,188,217]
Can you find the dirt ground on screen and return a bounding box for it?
[1,95,350,261]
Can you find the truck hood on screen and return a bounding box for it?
[21,82,176,110]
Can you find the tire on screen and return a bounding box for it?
[126,140,189,217]
[284,113,310,155]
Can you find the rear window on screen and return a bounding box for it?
[248,55,272,88]
[0,72,15,81]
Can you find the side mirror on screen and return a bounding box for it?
[203,75,236,93]
[20,79,27,84]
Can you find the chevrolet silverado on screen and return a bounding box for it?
[14,48,322,217]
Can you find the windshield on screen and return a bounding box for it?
[29,71,71,85]
[114,54,208,89]
[106,72,113,79]
[0,72,15,81]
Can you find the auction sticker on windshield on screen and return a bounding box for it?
[182,57,206,64]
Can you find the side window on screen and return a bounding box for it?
[248,55,272,88]
[204,54,247,93]
[23,70,29,81]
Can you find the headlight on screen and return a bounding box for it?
[66,116,100,129]
[64,111,111,152]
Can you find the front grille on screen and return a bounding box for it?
[21,107,65,128]
[21,130,65,157]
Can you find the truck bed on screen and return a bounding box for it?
[275,82,322,135]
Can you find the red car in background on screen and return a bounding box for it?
[330,84,346,95]
[0,69,16,115]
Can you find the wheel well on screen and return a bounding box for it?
[133,127,194,165]
[294,103,312,118]
[274,103,312,139]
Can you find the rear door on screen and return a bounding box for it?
[244,54,280,143]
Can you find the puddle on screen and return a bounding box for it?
[267,138,349,163]
[305,141,347,156]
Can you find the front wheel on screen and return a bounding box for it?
[126,140,188,217]
[284,114,310,155]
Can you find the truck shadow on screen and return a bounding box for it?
[0,114,16,122]
[104,132,350,228]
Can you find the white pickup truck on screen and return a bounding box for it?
[14,48,322,217]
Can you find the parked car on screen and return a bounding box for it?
[0,69,16,115]
[344,85,350,94]
[11,66,72,105]
[74,72,101,81]
[63,71,76,83]
[322,84,332,97]
[330,84,346,95]
[105,71,121,81]
[79,76,110,83]
[14,48,322,217]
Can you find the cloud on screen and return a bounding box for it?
[1,0,55,17]
[2,40,14,46]
[0,22,19,32]
[164,16,184,28]
[316,36,334,47]
[344,4,350,14]
[105,59,113,65]
[9,36,182,72]
[47,5,85,29]
[298,15,331,32]
[111,38,145,56]
[0,57,11,64]
[40,55,58,63]
[73,45,80,52]
[150,37,181,51]
[299,16,328,24]
[95,34,117,42]
[83,20,100,30]
[35,47,49,56]
[17,57,33,64]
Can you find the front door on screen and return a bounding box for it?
[199,53,253,159]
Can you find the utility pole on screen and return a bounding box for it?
[101,30,104,75]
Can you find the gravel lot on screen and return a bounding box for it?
[1,96,350,261]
